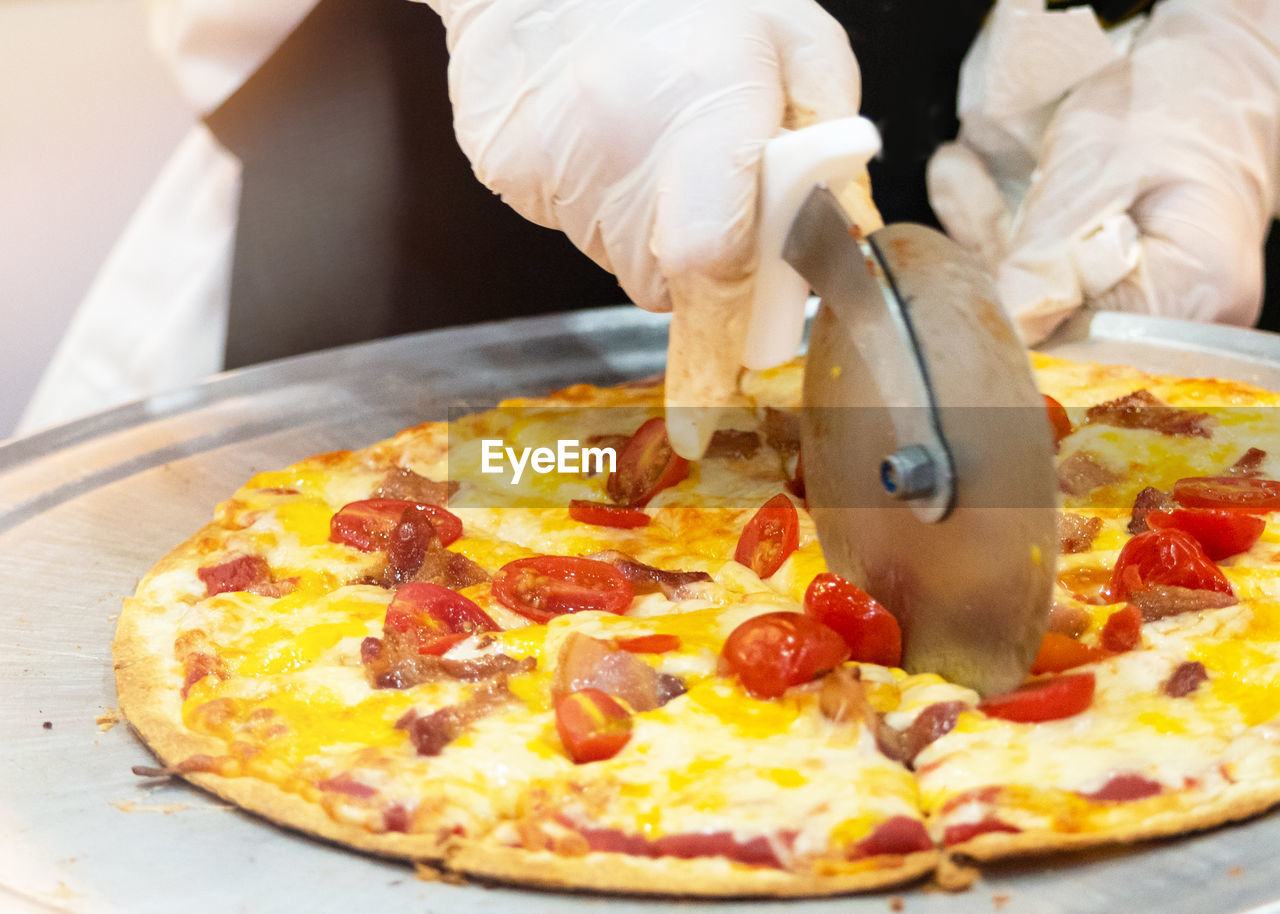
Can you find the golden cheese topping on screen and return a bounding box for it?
[119,354,1280,886]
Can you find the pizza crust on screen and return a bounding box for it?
[445,843,936,897]
[947,782,1280,863]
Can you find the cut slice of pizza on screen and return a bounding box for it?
[115,364,941,896]
[922,356,1280,860]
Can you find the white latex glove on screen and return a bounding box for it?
[419,0,861,456]
[928,0,1280,345]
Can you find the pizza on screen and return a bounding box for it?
[114,351,1280,896]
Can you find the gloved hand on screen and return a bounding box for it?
[419,0,861,456]
[928,0,1280,345]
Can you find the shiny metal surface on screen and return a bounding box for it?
[2,305,1280,913]
[797,211,1056,696]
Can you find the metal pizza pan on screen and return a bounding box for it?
[2,305,1279,914]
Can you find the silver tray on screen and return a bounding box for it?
[3,306,1280,914]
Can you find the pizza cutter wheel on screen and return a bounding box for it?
[745,119,1058,695]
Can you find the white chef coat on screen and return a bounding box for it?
[17,0,320,437]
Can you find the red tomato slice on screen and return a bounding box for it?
[1100,604,1142,653]
[1042,394,1072,447]
[614,634,681,654]
[491,556,634,622]
[1029,632,1104,674]
[803,572,902,667]
[383,582,500,655]
[330,498,463,549]
[978,672,1096,723]
[734,494,800,579]
[555,688,633,763]
[606,417,690,506]
[1107,528,1233,603]
[1172,476,1280,512]
[1145,507,1265,560]
[568,499,651,529]
[721,611,851,699]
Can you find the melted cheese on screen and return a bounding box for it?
[146,352,1280,871]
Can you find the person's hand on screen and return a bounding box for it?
[929,0,1280,345]
[420,0,861,456]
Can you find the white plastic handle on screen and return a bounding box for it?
[742,116,882,370]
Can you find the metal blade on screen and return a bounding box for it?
[790,186,1057,696]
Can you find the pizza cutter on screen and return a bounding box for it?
[744,118,1057,696]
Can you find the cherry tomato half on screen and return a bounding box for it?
[606,418,690,506]
[383,582,500,655]
[1107,528,1233,603]
[491,556,634,622]
[721,611,850,699]
[978,672,1096,723]
[330,498,463,549]
[568,499,651,529]
[1029,632,1104,675]
[1172,476,1280,512]
[803,572,902,667]
[555,688,633,763]
[1146,507,1265,560]
[734,494,800,579]
[1043,394,1073,448]
[1100,604,1142,653]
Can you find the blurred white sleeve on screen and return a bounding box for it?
[144,0,318,114]
[17,2,317,435]
[16,125,239,436]
[928,0,1280,344]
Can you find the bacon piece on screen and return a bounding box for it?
[1163,661,1209,697]
[552,632,681,712]
[364,630,533,689]
[434,655,534,681]
[1047,602,1090,638]
[939,785,1002,816]
[762,408,801,457]
[1057,451,1122,496]
[583,551,711,600]
[943,818,1021,847]
[317,773,378,798]
[383,804,410,833]
[876,701,965,766]
[197,553,282,593]
[1077,773,1163,802]
[1127,486,1175,535]
[1085,389,1212,438]
[818,667,875,725]
[704,429,761,460]
[853,816,932,858]
[1129,585,1238,622]
[396,679,514,756]
[384,509,446,586]
[181,651,226,698]
[444,552,490,590]
[654,673,688,705]
[572,824,795,869]
[1057,512,1103,554]
[1227,447,1268,477]
[373,467,457,505]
